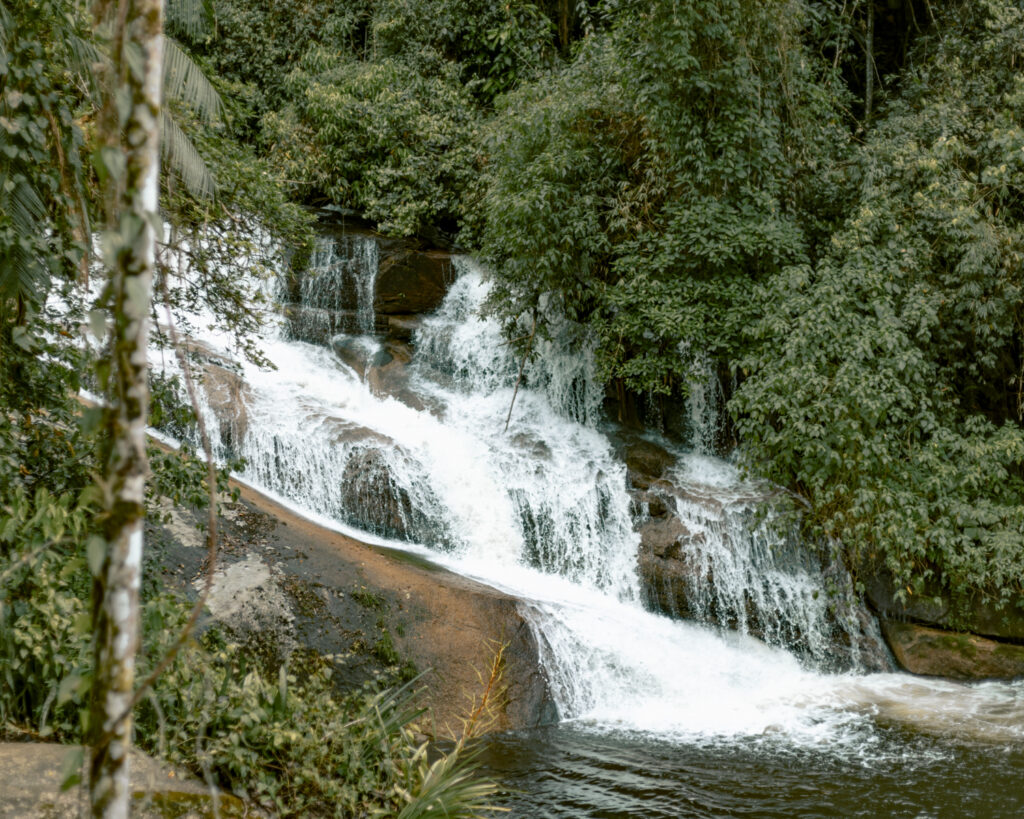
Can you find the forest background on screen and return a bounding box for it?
[1,0,1023,814]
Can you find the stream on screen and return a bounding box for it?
[159,235,1024,817]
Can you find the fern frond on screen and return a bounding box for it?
[163,37,224,125]
[160,110,216,200]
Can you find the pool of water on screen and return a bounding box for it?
[479,723,1024,818]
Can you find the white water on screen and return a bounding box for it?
[149,248,1024,754]
[285,233,379,340]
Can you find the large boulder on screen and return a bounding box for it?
[374,248,454,316]
[201,361,249,454]
[609,435,677,490]
[339,444,450,547]
[149,484,553,739]
[636,514,705,619]
[881,620,1024,680]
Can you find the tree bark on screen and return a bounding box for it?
[88,0,163,817]
[865,0,875,122]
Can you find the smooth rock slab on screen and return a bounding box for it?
[881,620,1024,680]
[0,743,244,818]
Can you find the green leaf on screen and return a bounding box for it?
[57,672,81,706]
[11,325,35,350]
[86,535,106,577]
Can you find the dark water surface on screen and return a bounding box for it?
[479,724,1024,818]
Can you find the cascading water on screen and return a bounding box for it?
[283,232,379,342]
[680,352,725,456]
[148,235,1024,815]
[641,454,885,671]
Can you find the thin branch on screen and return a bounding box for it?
[108,276,219,731]
[503,314,536,434]
[864,0,875,123]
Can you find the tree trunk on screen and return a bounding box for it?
[88,1,163,817]
[558,0,570,52]
[865,0,875,122]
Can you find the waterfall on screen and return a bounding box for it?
[678,351,724,455]
[640,453,885,671]
[284,233,379,342]
[144,234,1024,751]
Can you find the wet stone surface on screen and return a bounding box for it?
[144,485,552,738]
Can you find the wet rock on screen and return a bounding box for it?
[374,249,453,315]
[636,515,705,619]
[645,493,669,518]
[387,314,423,342]
[640,515,695,559]
[509,432,553,461]
[201,361,249,451]
[150,484,552,738]
[365,342,429,411]
[283,304,387,345]
[331,335,379,379]
[881,620,1024,680]
[340,446,448,546]
[619,439,676,490]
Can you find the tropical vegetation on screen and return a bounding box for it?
[2,0,1024,811]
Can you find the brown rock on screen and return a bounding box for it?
[227,484,553,738]
[201,362,249,451]
[881,620,1024,680]
[636,515,706,619]
[639,515,690,559]
[622,440,676,489]
[387,314,424,342]
[339,446,447,545]
[374,249,453,315]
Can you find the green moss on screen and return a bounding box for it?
[351,586,387,611]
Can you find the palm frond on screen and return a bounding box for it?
[163,37,224,125]
[64,33,104,99]
[0,3,10,62]
[0,242,45,304]
[166,0,214,41]
[160,110,216,200]
[0,170,48,302]
[0,165,47,229]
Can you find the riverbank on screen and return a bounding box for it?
[147,476,551,739]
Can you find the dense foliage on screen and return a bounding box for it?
[475,0,850,393]
[734,0,1024,600]
[0,477,497,816]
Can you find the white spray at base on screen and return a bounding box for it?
[155,249,1024,753]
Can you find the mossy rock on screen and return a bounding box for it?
[881,620,1024,680]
